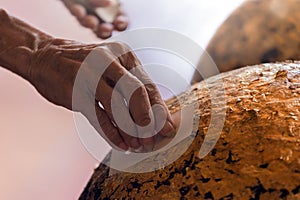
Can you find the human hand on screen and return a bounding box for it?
[28,39,176,151]
[62,0,128,39]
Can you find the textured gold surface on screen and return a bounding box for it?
[80,0,300,198]
[80,62,300,199]
[193,0,300,82]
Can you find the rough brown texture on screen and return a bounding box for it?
[79,0,300,198]
[80,62,300,199]
[193,0,300,82]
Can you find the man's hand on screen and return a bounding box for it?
[62,0,128,39]
[0,9,174,151]
[29,39,176,151]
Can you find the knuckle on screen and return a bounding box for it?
[94,46,110,55]
[145,83,157,93]
[106,42,131,55]
[111,41,129,50]
[0,9,9,20]
[104,63,125,81]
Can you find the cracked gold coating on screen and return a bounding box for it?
[80,62,300,199]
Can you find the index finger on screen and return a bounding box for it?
[107,43,176,136]
[85,47,156,139]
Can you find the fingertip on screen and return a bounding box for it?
[160,121,176,136]
[170,111,181,131]
[151,103,174,136]
[128,86,152,127]
[70,4,86,19]
[113,15,128,31]
[140,117,151,126]
[95,23,113,39]
[81,15,99,29]
[93,106,128,151]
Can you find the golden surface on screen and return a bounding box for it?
[80,0,300,198]
[80,62,300,199]
[193,0,300,82]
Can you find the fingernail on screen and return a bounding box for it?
[141,117,151,126]
[100,31,112,38]
[166,121,175,132]
[130,138,140,149]
[162,122,176,137]
[117,22,127,30]
[119,142,128,151]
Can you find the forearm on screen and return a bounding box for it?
[0,9,53,80]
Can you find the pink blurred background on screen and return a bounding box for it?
[0,0,243,199]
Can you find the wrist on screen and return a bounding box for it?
[0,9,53,80]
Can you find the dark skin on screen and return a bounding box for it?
[0,9,176,151]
